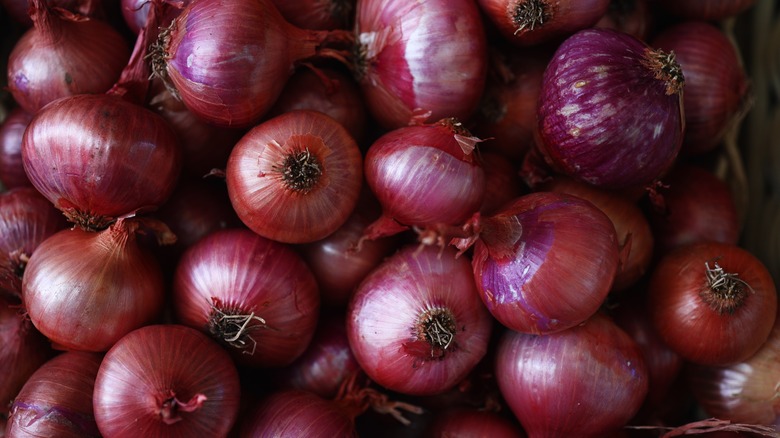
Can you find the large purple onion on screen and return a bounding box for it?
[536,28,684,189]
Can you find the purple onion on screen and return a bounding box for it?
[536,28,684,189]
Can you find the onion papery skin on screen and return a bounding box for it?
[239,389,357,437]
[7,1,130,114]
[653,21,749,156]
[542,176,653,293]
[161,0,332,128]
[363,119,485,240]
[21,94,182,230]
[647,164,740,257]
[476,0,610,47]
[649,242,778,366]
[0,108,33,189]
[172,228,320,368]
[0,187,66,299]
[354,0,488,129]
[6,351,103,438]
[536,28,684,189]
[270,0,355,30]
[346,244,493,396]
[472,191,619,334]
[22,220,166,352]
[427,408,526,438]
[93,324,241,438]
[0,295,54,417]
[496,312,649,438]
[656,0,756,20]
[688,317,780,424]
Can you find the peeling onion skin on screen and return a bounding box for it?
[354,0,488,129]
[496,312,649,438]
[536,28,684,189]
[472,192,619,335]
[347,245,493,396]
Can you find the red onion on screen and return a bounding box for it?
[688,315,780,424]
[353,0,487,129]
[362,118,485,242]
[239,389,357,437]
[267,66,368,145]
[6,351,102,437]
[172,228,320,367]
[469,191,619,334]
[541,175,653,292]
[647,164,740,257]
[155,0,349,128]
[22,218,168,352]
[347,244,493,396]
[0,295,53,417]
[270,0,355,30]
[594,0,652,41]
[653,21,749,156]
[226,110,362,244]
[655,0,756,20]
[479,152,525,216]
[477,0,610,47]
[536,28,684,189]
[426,408,526,438]
[649,242,778,366]
[93,324,241,438]
[121,0,151,34]
[0,187,66,300]
[496,312,649,438]
[0,107,33,189]
[0,0,104,27]
[6,0,130,114]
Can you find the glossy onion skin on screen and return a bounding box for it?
[172,228,320,367]
[163,0,326,128]
[354,0,488,129]
[649,242,778,366]
[22,223,166,352]
[6,352,103,438]
[472,192,619,334]
[536,28,683,189]
[496,313,649,438]
[227,110,363,244]
[93,325,241,438]
[21,94,182,225]
[347,245,493,396]
[0,107,34,189]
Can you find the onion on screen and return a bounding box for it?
[426,408,525,438]
[652,21,750,156]
[655,0,756,20]
[6,351,102,437]
[22,218,168,352]
[0,295,53,417]
[172,228,320,367]
[536,28,684,189]
[353,0,487,129]
[594,0,652,41]
[347,244,493,396]
[0,187,66,300]
[0,0,104,27]
[496,312,648,438]
[155,0,349,128]
[476,0,610,47]
[0,107,33,189]
[6,0,130,114]
[269,0,355,30]
[647,164,740,257]
[469,191,619,334]
[649,242,778,366]
[93,324,241,438]
[362,118,485,243]
[479,152,525,216]
[226,110,362,244]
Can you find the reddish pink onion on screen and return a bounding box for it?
[594,0,652,41]
[6,351,102,437]
[0,107,33,189]
[427,408,526,438]
[0,0,104,26]
[656,0,756,20]
[172,228,320,367]
[270,0,355,30]
[347,244,493,396]
[496,312,649,438]
[93,324,241,438]
[353,0,487,129]
[479,152,525,216]
[536,28,684,189]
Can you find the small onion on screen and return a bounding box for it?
[172,228,320,367]
[479,152,525,216]
[0,0,103,26]
[536,28,684,189]
[269,0,355,30]
[6,351,103,437]
[594,0,652,41]
[93,324,241,438]
[0,107,33,189]
[347,244,493,396]
[426,408,526,438]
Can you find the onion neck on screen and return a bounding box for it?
[158,390,207,425]
[30,0,63,44]
[207,299,268,355]
[642,47,685,96]
[701,260,752,315]
[513,0,550,34]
